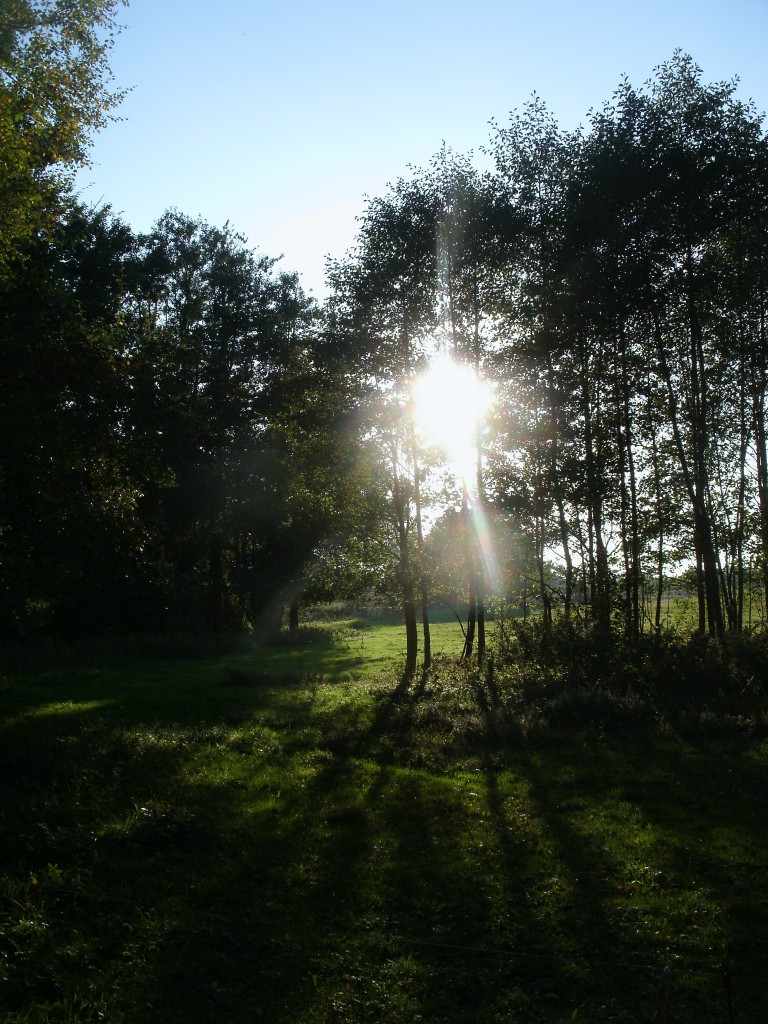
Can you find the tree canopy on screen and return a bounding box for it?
[0,0,125,270]
[3,42,768,659]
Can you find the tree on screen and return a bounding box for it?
[426,150,512,663]
[489,98,587,625]
[583,54,767,639]
[122,211,323,632]
[0,203,143,638]
[0,0,125,270]
[327,177,440,672]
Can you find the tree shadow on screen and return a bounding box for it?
[127,666,552,1021]
[466,669,750,1021]
[3,659,765,1022]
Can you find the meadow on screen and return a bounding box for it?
[1,619,766,1023]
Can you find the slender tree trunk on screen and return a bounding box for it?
[534,507,552,627]
[730,356,749,631]
[391,441,418,674]
[687,252,726,640]
[750,299,768,618]
[530,389,552,628]
[545,353,573,615]
[412,435,431,670]
[652,307,725,640]
[618,334,641,640]
[555,495,573,615]
[574,512,590,609]
[696,548,706,634]
[462,485,477,658]
[403,589,418,674]
[580,345,610,630]
[650,427,665,632]
[207,529,225,632]
[617,408,633,634]
[754,391,768,614]
[463,589,477,659]
[472,282,486,666]
[586,504,597,613]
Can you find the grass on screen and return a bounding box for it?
[1,621,766,1022]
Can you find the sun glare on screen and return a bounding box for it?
[412,355,492,480]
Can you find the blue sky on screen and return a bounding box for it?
[76,0,768,297]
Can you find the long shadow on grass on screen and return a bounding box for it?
[138,667,644,1021]
[0,702,222,1021]
[469,671,668,1019]
[5,661,765,1023]
[2,661,391,1023]
[260,667,551,1022]
[590,738,768,1020]
[471,670,768,1022]
[129,667,565,1023]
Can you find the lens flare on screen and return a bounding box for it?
[412,355,492,481]
[468,500,501,594]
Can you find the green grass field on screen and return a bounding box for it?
[1,621,766,1022]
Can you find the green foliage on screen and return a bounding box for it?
[4,42,768,666]
[495,615,768,717]
[326,52,768,654]
[0,203,344,641]
[0,0,126,268]
[0,204,145,639]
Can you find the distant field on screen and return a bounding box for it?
[1,624,766,1023]
[347,618,473,663]
[258,618,479,675]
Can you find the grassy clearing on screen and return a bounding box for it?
[1,622,766,1022]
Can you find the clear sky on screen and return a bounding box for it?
[75,0,768,298]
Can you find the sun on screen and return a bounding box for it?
[411,355,492,480]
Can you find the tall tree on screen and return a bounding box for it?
[490,99,586,624]
[0,204,142,638]
[0,0,125,270]
[427,150,512,663]
[123,211,321,631]
[327,177,440,672]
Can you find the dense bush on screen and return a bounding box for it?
[487,617,768,739]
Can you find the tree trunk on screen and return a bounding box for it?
[618,334,641,640]
[391,441,418,674]
[750,301,768,619]
[650,426,665,632]
[474,405,486,667]
[420,597,431,668]
[411,426,431,669]
[462,484,477,658]
[463,588,477,659]
[754,391,768,615]
[404,590,418,675]
[580,346,610,631]
[207,530,226,632]
[535,512,552,628]
[653,308,725,640]
[545,353,573,615]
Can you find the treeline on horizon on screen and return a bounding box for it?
[2,1,768,660]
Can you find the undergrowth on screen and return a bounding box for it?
[490,617,768,739]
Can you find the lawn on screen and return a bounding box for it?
[1,621,766,1022]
